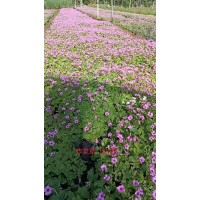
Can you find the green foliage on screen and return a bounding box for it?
[89,3,156,16]
[44,0,73,9]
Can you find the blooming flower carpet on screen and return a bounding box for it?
[44,8,156,200]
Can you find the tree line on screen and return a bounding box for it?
[77,0,156,7]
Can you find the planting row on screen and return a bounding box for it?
[76,6,156,40]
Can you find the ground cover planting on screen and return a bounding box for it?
[76,6,156,40]
[44,8,156,200]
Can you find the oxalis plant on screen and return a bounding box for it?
[44,8,156,200]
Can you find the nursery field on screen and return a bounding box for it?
[89,4,156,16]
[76,6,156,40]
[44,8,156,200]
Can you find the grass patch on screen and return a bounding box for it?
[89,4,156,16]
[44,0,73,9]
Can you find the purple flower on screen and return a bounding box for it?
[74,119,79,123]
[133,136,138,142]
[135,187,144,196]
[152,190,156,199]
[151,131,156,136]
[148,112,153,118]
[50,152,55,157]
[127,115,133,121]
[105,112,109,116]
[49,141,55,146]
[88,122,92,126]
[108,122,112,127]
[70,107,75,111]
[95,139,99,144]
[150,167,155,176]
[152,157,156,164]
[133,180,140,186]
[111,157,118,165]
[118,121,123,127]
[101,164,107,171]
[152,175,156,184]
[124,144,130,150]
[116,130,120,134]
[108,132,112,137]
[152,151,156,157]
[65,115,70,119]
[116,185,125,193]
[46,98,51,102]
[139,157,145,164]
[84,126,89,132]
[48,132,55,138]
[44,185,52,196]
[45,106,51,113]
[106,79,110,84]
[96,192,105,200]
[149,136,154,141]
[104,174,111,181]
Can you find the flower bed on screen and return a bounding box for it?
[76,6,156,40]
[44,8,156,200]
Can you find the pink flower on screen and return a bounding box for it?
[108,122,112,127]
[116,185,125,193]
[152,157,156,164]
[127,115,133,121]
[119,139,123,143]
[88,122,92,126]
[148,112,153,118]
[105,112,109,116]
[101,164,107,171]
[108,132,112,137]
[151,131,156,136]
[116,130,120,134]
[95,139,99,144]
[118,121,123,127]
[139,157,145,164]
[149,136,154,142]
[104,174,111,181]
[133,180,140,186]
[111,157,118,164]
[84,126,89,132]
[133,136,138,142]
[124,144,130,150]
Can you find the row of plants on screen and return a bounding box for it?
[89,4,156,16]
[76,6,156,40]
[44,8,156,199]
